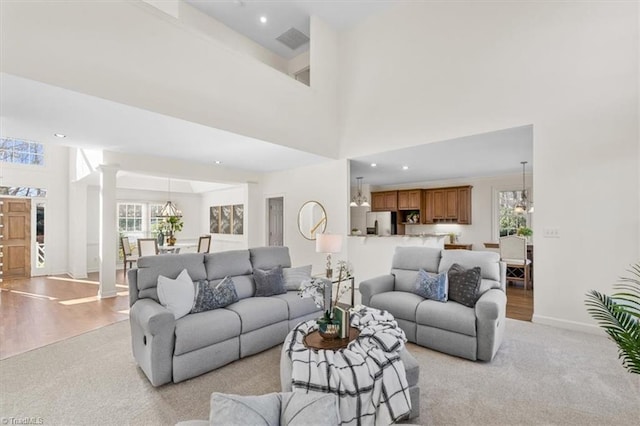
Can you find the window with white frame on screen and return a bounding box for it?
[149,204,165,236]
[118,203,143,234]
[0,138,44,166]
[498,190,528,237]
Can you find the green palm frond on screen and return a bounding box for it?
[585,262,640,375]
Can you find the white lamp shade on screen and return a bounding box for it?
[316,233,343,254]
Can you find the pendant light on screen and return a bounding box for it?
[350,177,370,207]
[157,178,182,217]
[513,161,528,215]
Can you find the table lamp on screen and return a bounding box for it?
[316,233,343,278]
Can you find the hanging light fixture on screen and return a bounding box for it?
[513,161,529,215]
[350,176,370,207]
[157,178,182,217]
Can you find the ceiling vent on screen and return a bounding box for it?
[275,27,310,50]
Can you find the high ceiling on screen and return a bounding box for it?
[185,0,393,59]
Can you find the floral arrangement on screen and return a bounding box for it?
[298,260,354,319]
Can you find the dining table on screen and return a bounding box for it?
[158,242,198,254]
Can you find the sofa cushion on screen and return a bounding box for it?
[226,297,288,333]
[392,269,420,293]
[391,246,441,272]
[416,299,477,337]
[283,265,312,291]
[210,392,280,426]
[250,246,292,270]
[191,277,238,314]
[448,263,482,308]
[157,268,195,320]
[438,250,501,282]
[369,291,424,322]
[174,308,241,355]
[205,250,252,280]
[137,253,206,302]
[273,291,321,319]
[413,269,448,302]
[254,266,286,297]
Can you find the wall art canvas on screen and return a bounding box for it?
[209,206,220,233]
[220,205,231,234]
[232,204,244,235]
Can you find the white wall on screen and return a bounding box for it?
[200,185,248,253]
[256,160,349,275]
[338,1,639,332]
[1,143,69,276]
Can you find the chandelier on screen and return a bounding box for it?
[350,176,370,207]
[157,178,182,217]
[513,161,529,215]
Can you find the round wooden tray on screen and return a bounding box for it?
[303,326,360,350]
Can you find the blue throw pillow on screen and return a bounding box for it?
[254,265,286,297]
[191,276,238,313]
[414,269,448,302]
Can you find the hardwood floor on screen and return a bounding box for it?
[0,270,130,359]
[506,283,534,322]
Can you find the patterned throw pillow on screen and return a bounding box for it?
[191,276,238,314]
[413,269,448,302]
[447,263,482,308]
[254,265,286,297]
[283,265,313,291]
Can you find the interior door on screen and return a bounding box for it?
[1,197,31,279]
[268,197,284,246]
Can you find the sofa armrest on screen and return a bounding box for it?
[359,275,395,306]
[128,269,139,307]
[130,298,175,336]
[475,288,507,321]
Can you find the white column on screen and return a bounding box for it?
[98,164,119,298]
[245,182,263,248]
[68,181,88,279]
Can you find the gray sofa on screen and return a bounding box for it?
[360,247,507,362]
[127,246,324,386]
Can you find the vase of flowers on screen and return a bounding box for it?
[298,277,339,340]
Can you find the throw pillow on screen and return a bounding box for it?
[191,276,239,314]
[283,265,312,291]
[157,269,194,320]
[447,263,482,308]
[413,269,448,302]
[210,392,281,426]
[281,392,340,425]
[254,265,286,297]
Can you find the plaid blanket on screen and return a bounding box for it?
[284,307,412,425]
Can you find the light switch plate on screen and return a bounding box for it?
[543,227,560,238]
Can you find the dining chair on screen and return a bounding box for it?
[138,238,159,257]
[198,235,211,253]
[499,235,532,290]
[120,236,138,278]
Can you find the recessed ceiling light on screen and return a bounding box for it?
[402,165,409,170]
[259,16,267,24]
[54,133,66,138]
[214,160,222,165]
[370,163,377,167]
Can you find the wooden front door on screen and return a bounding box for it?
[1,198,31,279]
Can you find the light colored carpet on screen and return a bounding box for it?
[1,319,638,425]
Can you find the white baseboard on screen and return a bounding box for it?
[532,314,604,336]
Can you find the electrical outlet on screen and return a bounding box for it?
[543,228,560,238]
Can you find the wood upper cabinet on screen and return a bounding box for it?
[421,186,472,224]
[371,191,398,211]
[457,186,472,224]
[397,189,421,210]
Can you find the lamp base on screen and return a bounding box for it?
[326,268,333,279]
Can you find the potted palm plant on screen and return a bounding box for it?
[585,263,640,374]
[165,215,184,246]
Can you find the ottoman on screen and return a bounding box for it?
[280,346,421,420]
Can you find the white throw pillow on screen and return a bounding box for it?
[157,269,194,319]
[283,265,313,291]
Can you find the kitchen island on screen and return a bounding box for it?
[347,234,447,283]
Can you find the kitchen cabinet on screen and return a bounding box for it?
[371,191,397,211]
[397,189,421,210]
[421,186,472,224]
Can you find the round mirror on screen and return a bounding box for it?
[298,201,327,240]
